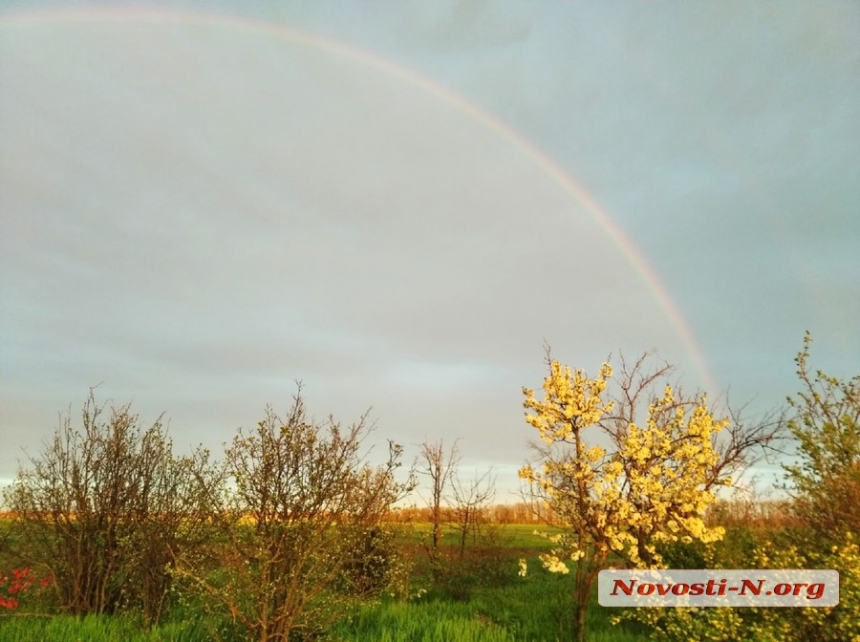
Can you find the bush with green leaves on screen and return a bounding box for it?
[784,332,860,538]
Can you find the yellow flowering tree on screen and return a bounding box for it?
[519,351,742,642]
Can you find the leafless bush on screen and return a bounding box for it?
[171,384,413,642]
[2,390,214,623]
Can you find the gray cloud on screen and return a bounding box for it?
[2,2,857,499]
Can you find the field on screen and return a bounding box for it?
[0,522,643,642]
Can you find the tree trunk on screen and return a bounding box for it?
[573,595,587,642]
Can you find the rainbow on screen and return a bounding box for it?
[0,6,718,395]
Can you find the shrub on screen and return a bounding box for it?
[1,391,214,624]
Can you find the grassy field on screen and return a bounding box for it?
[393,521,565,550]
[0,586,640,642]
[0,522,642,642]
[330,573,643,642]
[5,521,842,641]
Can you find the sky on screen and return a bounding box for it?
[1,0,858,502]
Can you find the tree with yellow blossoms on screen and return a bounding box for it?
[519,350,780,642]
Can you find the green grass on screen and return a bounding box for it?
[392,522,565,551]
[0,614,212,642]
[332,562,644,642]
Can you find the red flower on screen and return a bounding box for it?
[0,568,39,609]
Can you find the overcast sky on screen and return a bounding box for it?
[1,1,858,500]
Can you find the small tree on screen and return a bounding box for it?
[449,467,495,559]
[519,350,781,642]
[2,390,212,623]
[173,384,412,642]
[417,439,459,558]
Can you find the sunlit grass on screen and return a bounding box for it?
[389,522,565,550]
[0,614,212,642]
[331,565,644,642]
